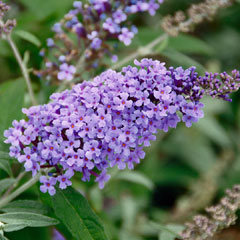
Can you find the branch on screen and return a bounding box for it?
[6,34,37,105]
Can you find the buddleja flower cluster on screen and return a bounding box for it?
[36,0,164,83]
[4,59,240,195]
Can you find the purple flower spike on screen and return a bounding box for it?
[5,58,238,195]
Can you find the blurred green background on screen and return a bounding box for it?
[0,0,240,239]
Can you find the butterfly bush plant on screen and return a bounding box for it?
[0,0,240,240]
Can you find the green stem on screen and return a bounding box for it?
[2,171,26,198]
[6,34,37,105]
[76,53,85,72]
[112,33,168,70]
[0,172,41,209]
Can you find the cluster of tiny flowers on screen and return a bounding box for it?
[4,58,239,195]
[197,69,240,101]
[181,185,240,240]
[0,1,16,37]
[36,0,164,82]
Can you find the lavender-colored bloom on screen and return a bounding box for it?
[5,58,238,195]
[154,85,172,100]
[53,229,66,240]
[59,55,66,62]
[90,38,102,50]
[112,10,127,24]
[118,27,134,46]
[47,38,55,47]
[45,62,52,68]
[111,55,118,63]
[87,31,98,40]
[138,133,156,147]
[182,114,199,128]
[103,18,118,34]
[110,154,126,170]
[52,23,62,33]
[95,170,110,189]
[58,170,74,189]
[148,0,160,16]
[73,1,82,9]
[113,93,133,110]
[135,90,150,106]
[57,63,76,81]
[40,176,57,196]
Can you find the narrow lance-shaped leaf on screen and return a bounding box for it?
[3,224,28,232]
[168,34,214,56]
[1,200,49,215]
[0,79,25,139]
[52,187,108,240]
[115,171,154,190]
[162,49,206,75]
[0,212,59,227]
[0,179,16,195]
[0,151,14,176]
[14,30,41,47]
[157,224,184,240]
[0,159,12,176]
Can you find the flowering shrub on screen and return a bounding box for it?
[38,0,164,82]
[4,58,239,195]
[1,0,240,240]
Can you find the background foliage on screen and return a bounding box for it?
[0,0,240,239]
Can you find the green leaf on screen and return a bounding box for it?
[120,195,138,230]
[115,171,154,190]
[154,35,169,53]
[0,212,59,227]
[89,187,103,213]
[195,117,231,147]
[168,34,214,56]
[135,28,165,46]
[3,223,28,232]
[14,30,41,47]
[0,41,11,57]
[0,79,25,141]
[202,98,228,114]
[23,51,30,65]
[0,152,12,161]
[158,224,184,240]
[0,151,13,176]
[161,128,215,173]
[19,0,73,20]
[52,187,108,240]
[0,234,9,240]
[0,159,12,176]
[1,200,48,215]
[0,178,16,195]
[162,49,206,75]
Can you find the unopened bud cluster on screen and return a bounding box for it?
[0,1,16,37]
[161,0,233,37]
[181,185,240,240]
